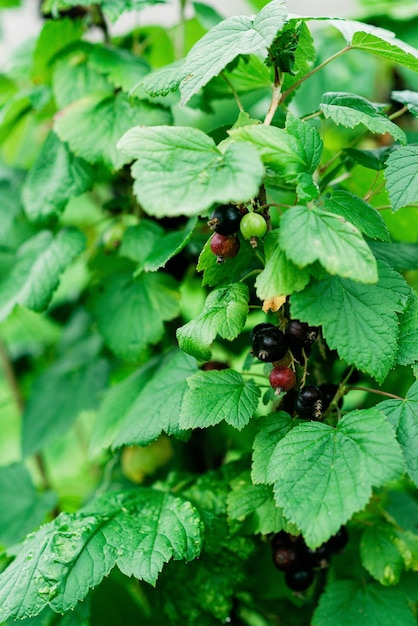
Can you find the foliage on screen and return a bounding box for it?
[0,1,418,624]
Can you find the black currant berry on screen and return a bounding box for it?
[269,365,296,394]
[285,319,319,362]
[285,568,315,592]
[325,526,349,553]
[210,233,240,264]
[272,546,301,572]
[305,543,331,569]
[249,323,275,343]
[298,385,322,405]
[319,383,343,411]
[208,204,242,236]
[251,327,289,362]
[295,385,323,420]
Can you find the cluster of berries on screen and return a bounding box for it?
[271,527,349,592]
[208,204,268,263]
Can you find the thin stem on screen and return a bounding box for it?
[263,66,282,126]
[239,269,262,283]
[281,46,351,105]
[92,4,110,44]
[347,386,404,401]
[388,104,408,121]
[221,73,244,112]
[241,371,268,381]
[301,110,322,122]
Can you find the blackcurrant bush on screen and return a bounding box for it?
[285,568,315,592]
[319,383,343,411]
[269,365,296,394]
[210,233,240,263]
[208,204,242,236]
[239,212,267,246]
[249,323,275,343]
[325,526,349,553]
[251,327,289,362]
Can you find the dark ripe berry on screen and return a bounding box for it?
[296,385,323,420]
[272,547,301,572]
[325,526,349,553]
[285,568,315,592]
[285,319,318,361]
[251,327,289,363]
[208,204,242,236]
[201,361,229,371]
[285,319,309,342]
[319,383,343,411]
[249,323,275,343]
[269,366,296,394]
[210,233,240,264]
[270,531,290,551]
[305,543,331,569]
[298,385,322,406]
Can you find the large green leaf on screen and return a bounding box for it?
[117,126,264,217]
[0,229,85,323]
[0,464,56,547]
[255,229,311,300]
[378,381,418,486]
[397,294,418,367]
[323,190,390,242]
[251,412,294,485]
[320,92,406,143]
[384,146,418,211]
[291,262,410,382]
[267,409,404,547]
[91,271,180,361]
[176,283,249,361]
[180,369,260,430]
[32,18,84,82]
[0,489,202,621]
[360,524,405,586]
[22,132,93,222]
[312,579,416,626]
[112,350,197,448]
[179,0,287,104]
[52,50,112,109]
[279,205,378,283]
[54,92,171,170]
[88,44,150,92]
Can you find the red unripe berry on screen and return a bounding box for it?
[269,365,296,395]
[210,233,240,263]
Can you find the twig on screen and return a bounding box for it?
[347,386,404,401]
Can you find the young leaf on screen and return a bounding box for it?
[251,412,294,485]
[290,262,410,383]
[179,0,288,104]
[0,489,202,621]
[279,205,378,283]
[378,381,418,487]
[90,271,180,361]
[176,283,249,361]
[0,228,85,323]
[54,92,171,170]
[117,126,264,217]
[312,579,416,626]
[0,463,56,547]
[22,132,94,222]
[138,217,197,273]
[360,524,405,586]
[255,230,311,300]
[320,92,406,144]
[267,409,404,547]
[112,350,197,448]
[323,190,391,242]
[384,145,418,211]
[180,369,260,430]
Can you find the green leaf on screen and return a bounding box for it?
[378,381,418,486]
[32,18,84,82]
[330,18,418,72]
[52,49,112,109]
[360,524,404,585]
[286,113,323,173]
[227,473,283,535]
[267,409,404,547]
[320,92,406,143]
[54,92,171,170]
[255,229,311,300]
[368,241,418,271]
[323,190,391,242]
[0,463,56,547]
[279,205,378,283]
[0,229,85,323]
[180,369,260,430]
[91,271,180,361]
[136,60,185,98]
[88,45,150,92]
[196,235,257,287]
[176,283,249,361]
[0,489,202,621]
[113,350,197,448]
[179,0,288,104]
[117,126,264,217]
[291,262,410,382]
[397,294,418,366]
[251,412,294,485]
[22,132,93,222]
[391,89,418,117]
[384,145,418,211]
[22,355,109,457]
[193,2,223,31]
[312,579,416,626]
[344,146,393,171]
